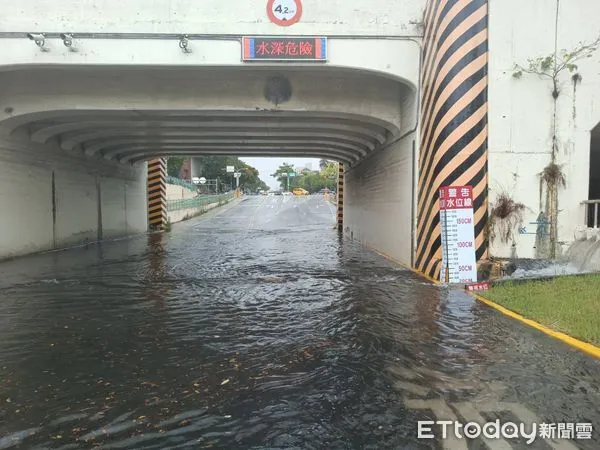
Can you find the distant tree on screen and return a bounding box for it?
[186,156,268,192]
[320,161,338,184]
[288,161,339,193]
[271,163,296,190]
[167,156,185,177]
[270,161,340,192]
[239,166,269,192]
[296,172,324,192]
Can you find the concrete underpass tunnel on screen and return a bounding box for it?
[0,0,492,280]
[0,64,419,265]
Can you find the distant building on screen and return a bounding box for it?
[179,159,191,180]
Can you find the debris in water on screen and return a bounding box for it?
[258,276,285,283]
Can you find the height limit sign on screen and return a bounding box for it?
[439,186,477,284]
[267,0,302,26]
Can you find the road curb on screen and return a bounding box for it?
[366,245,600,359]
[367,247,440,285]
[471,292,600,360]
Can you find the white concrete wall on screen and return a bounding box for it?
[0,136,147,260]
[166,184,196,201]
[344,135,416,267]
[488,0,600,258]
[344,81,417,266]
[1,0,425,35]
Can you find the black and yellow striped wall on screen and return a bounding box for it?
[337,163,344,232]
[147,158,167,230]
[416,0,489,279]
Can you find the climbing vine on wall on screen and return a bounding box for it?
[512,35,600,258]
[488,192,526,246]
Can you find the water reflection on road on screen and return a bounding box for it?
[0,195,598,449]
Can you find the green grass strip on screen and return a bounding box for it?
[485,275,600,346]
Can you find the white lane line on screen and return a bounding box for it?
[246,197,265,231]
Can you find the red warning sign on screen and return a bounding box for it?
[267,0,303,27]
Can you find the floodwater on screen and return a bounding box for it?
[0,196,598,449]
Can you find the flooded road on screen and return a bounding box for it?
[0,195,598,449]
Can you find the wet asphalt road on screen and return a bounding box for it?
[0,195,598,449]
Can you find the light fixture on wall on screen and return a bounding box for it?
[60,33,78,52]
[27,33,49,51]
[179,35,192,53]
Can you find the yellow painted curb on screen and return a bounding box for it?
[473,293,600,360]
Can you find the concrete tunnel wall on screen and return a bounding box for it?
[345,137,416,266]
[0,136,147,260]
[344,87,418,267]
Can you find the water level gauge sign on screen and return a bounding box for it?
[267,0,302,26]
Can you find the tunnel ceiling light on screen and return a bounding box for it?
[27,33,49,51]
[179,35,192,53]
[60,33,78,52]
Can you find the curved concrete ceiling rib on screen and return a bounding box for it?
[60,129,378,153]
[84,137,369,159]
[0,109,401,167]
[44,121,388,150]
[126,149,356,166]
[113,144,361,164]
[6,110,399,139]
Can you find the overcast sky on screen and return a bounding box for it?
[240,157,321,189]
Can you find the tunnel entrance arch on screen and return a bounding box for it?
[0,63,421,265]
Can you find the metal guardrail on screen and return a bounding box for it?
[166,193,234,212]
[166,176,197,192]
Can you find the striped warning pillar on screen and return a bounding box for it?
[337,163,344,232]
[147,158,167,231]
[415,0,489,279]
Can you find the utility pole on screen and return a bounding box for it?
[226,165,235,192]
[286,171,296,191]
